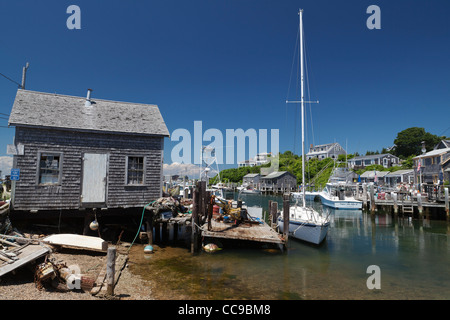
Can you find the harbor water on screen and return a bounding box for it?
[128,192,450,300]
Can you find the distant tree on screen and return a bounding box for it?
[393,127,443,158]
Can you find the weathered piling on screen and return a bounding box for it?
[417,193,423,217]
[146,212,153,245]
[369,184,375,213]
[445,187,449,219]
[362,183,368,209]
[282,194,290,246]
[106,247,116,296]
[393,192,398,214]
[191,188,199,254]
[270,201,278,228]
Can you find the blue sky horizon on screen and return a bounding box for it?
[1,0,449,177]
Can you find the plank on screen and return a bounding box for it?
[0,244,50,277]
[201,220,284,244]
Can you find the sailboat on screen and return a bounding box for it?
[277,9,330,245]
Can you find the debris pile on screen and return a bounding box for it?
[34,257,96,292]
[146,196,191,220]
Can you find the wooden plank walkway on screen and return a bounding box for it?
[201,219,285,245]
[0,243,50,277]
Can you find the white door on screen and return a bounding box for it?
[81,153,107,204]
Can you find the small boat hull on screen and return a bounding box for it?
[319,194,362,210]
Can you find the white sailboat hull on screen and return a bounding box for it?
[278,218,329,245]
[277,206,330,245]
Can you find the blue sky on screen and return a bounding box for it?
[1,0,449,175]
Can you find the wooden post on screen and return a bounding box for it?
[417,193,423,217]
[270,201,278,228]
[283,194,290,245]
[191,188,199,254]
[362,183,368,209]
[146,214,154,245]
[393,192,398,214]
[369,184,375,213]
[445,187,449,219]
[106,247,116,296]
[207,192,213,231]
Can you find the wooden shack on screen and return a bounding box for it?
[7,89,169,213]
[260,171,297,193]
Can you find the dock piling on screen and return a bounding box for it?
[191,188,199,254]
[270,201,278,229]
[445,188,449,219]
[106,247,116,296]
[393,192,398,214]
[283,194,290,246]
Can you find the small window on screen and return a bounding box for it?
[127,156,144,185]
[38,153,61,185]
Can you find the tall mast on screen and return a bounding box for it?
[299,9,306,207]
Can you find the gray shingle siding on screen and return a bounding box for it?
[13,127,164,211]
[9,89,168,212]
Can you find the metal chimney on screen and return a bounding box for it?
[85,89,93,107]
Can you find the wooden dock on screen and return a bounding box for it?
[201,219,284,245]
[189,181,286,252]
[356,185,449,218]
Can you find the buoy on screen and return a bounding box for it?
[144,245,154,254]
[202,243,222,253]
[89,220,99,231]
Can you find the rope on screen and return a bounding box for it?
[127,200,155,253]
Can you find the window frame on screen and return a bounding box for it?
[36,151,63,186]
[125,155,146,186]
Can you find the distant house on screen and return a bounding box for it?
[306,143,346,161]
[413,145,450,185]
[260,171,297,192]
[242,173,261,186]
[349,154,400,169]
[8,89,170,212]
[434,139,450,150]
[384,170,414,187]
[238,152,271,168]
[359,171,389,184]
[238,159,257,168]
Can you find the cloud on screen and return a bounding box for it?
[0,156,13,178]
[163,162,201,178]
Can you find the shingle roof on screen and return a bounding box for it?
[261,171,295,179]
[8,89,170,137]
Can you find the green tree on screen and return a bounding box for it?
[393,127,443,158]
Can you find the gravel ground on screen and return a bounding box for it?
[0,243,155,300]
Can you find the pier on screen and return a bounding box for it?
[355,183,449,219]
[191,181,286,253]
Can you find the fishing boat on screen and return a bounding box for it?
[319,182,362,210]
[318,167,363,209]
[277,9,330,245]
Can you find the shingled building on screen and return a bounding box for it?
[8,89,169,213]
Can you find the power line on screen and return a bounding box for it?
[0,71,21,87]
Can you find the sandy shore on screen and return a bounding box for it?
[0,243,155,300]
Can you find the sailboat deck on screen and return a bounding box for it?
[201,219,285,245]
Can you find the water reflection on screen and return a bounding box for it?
[130,193,450,299]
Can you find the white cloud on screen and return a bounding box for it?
[0,156,13,178]
[163,162,201,178]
